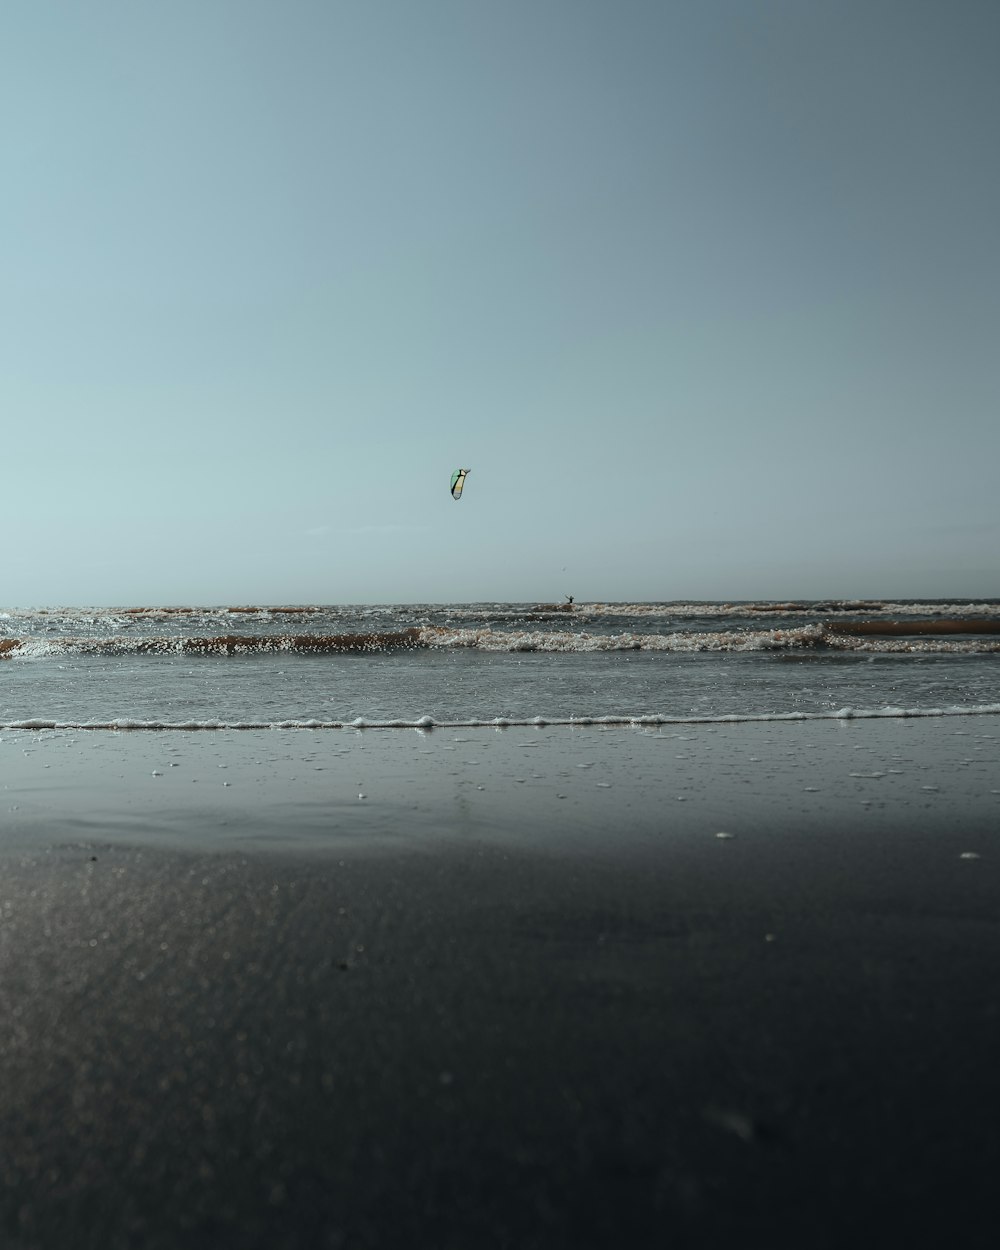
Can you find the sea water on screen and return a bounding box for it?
[2,601,998,729]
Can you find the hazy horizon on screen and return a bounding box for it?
[4,592,999,611]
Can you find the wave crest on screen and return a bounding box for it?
[418,623,1000,654]
[4,620,1000,659]
[2,630,426,658]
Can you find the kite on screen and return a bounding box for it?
[450,468,470,500]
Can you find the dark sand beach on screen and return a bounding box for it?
[2,720,999,1248]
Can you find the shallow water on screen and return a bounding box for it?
[3,718,999,854]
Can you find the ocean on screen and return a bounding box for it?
[2,600,999,729]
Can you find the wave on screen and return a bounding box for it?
[531,600,1000,620]
[422,622,1000,653]
[4,599,1000,624]
[610,600,1000,619]
[1,630,425,658]
[25,605,328,617]
[4,621,1000,659]
[4,705,1000,731]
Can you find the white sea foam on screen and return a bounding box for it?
[4,599,999,625]
[577,600,1000,620]
[417,625,1000,654]
[4,597,999,659]
[5,624,999,659]
[3,705,999,732]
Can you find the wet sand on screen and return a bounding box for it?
[1,720,999,1248]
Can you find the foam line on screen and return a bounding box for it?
[3,705,999,732]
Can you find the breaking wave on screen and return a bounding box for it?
[1,630,425,658]
[420,622,1000,654]
[4,620,1000,659]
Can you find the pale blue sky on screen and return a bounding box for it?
[3,0,998,605]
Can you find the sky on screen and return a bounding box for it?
[3,0,998,605]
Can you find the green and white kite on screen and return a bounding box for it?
[450,468,470,500]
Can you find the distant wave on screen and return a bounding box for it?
[559,600,1000,620]
[28,605,328,616]
[4,621,1000,659]
[3,705,1000,731]
[4,600,1000,625]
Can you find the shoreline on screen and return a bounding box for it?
[3,718,998,856]
[1,719,999,1247]
[3,702,1000,731]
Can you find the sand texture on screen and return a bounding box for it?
[1,720,999,1248]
